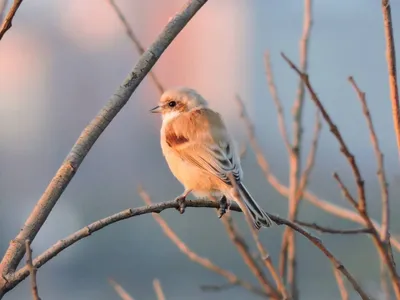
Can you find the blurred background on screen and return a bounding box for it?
[0,0,400,299]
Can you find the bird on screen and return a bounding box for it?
[150,87,273,229]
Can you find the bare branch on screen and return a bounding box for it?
[0,0,22,40]
[332,267,349,300]
[137,190,269,298]
[220,215,279,297]
[236,94,400,252]
[297,110,321,198]
[107,0,165,95]
[227,174,288,299]
[25,240,40,300]
[282,53,400,297]
[282,52,367,214]
[0,1,208,293]
[109,278,135,300]
[295,220,372,235]
[153,279,166,300]
[281,2,313,295]
[381,0,400,161]
[348,77,390,243]
[264,51,291,153]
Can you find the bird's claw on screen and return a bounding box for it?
[218,196,228,218]
[175,196,187,214]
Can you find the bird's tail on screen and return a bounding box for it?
[234,182,273,230]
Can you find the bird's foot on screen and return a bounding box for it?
[175,195,187,214]
[218,196,229,218]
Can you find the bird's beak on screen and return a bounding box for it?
[150,105,162,113]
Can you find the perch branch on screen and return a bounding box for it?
[137,191,270,298]
[0,0,22,40]
[4,198,369,299]
[381,0,400,161]
[333,267,349,300]
[295,221,372,235]
[0,0,208,295]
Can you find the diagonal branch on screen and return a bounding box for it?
[220,215,279,298]
[281,52,400,297]
[348,77,390,243]
[0,0,22,40]
[381,0,400,161]
[264,51,291,153]
[153,279,166,300]
[0,0,208,293]
[236,93,400,252]
[109,278,135,300]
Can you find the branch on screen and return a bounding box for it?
[282,52,400,297]
[332,267,349,300]
[295,220,372,235]
[6,197,370,299]
[137,192,269,298]
[153,279,166,300]
[0,0,22,40]
[25,240,40,300]
[220,215,279,297]
[109,278,135,300]
[226,176,288,299]
[236,91,400,252]
[348,76,390,243]
[107,0,165,95]
[264,51,291,153]
[0,0,208,293]
[381,0,400,161]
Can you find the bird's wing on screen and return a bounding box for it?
[164,108,243,185]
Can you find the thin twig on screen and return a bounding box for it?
[153,279,166,300]
[137,190,270,298]
[282,52,400,297]
[0,0,22,40]
[227,174,288,300]
[381,0,400,161]
[264,51,291,153]
[235,94,400,252]
[25,240,40,300]
[297,110,321,197]
[220,215,279,297]
[107,0,165,95]
[332,267,349,300]
[295,220,372,235]
[109,278,135,300]
[348,77,390,243]
[0,1,208,296]
[281,2,313,296]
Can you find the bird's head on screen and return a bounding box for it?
[150,87,208,120]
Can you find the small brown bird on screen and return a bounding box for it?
[150,87,272,229]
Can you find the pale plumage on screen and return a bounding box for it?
[150,87,273,229]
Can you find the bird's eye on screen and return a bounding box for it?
[168,101,177,107]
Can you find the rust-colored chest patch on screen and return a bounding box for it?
[165,130,189,147]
